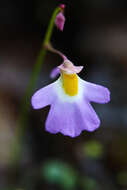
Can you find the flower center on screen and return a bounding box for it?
[62,73,78,96]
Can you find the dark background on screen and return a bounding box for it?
[0,0,127,190]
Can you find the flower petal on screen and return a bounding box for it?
[50,67,60,79]
[31,82,57,109]
[45,98,100,137]
[81,79,110,104]
[45,101,83,137]
[77,100,100,132]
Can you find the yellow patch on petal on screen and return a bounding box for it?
[62,73,78,96]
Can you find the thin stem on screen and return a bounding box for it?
[10,6,61,164]
[44,43,67,61]
[20,7,61,122]
[44,7,61,44]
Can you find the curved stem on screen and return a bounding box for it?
[44,43,67,61]
[20,6,61,129]
[10,6,61,164]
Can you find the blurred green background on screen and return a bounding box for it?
[0,0,127,189]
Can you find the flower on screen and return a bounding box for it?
[31,60,110,138]
[55,12,65,31]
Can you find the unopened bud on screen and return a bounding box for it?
[55,12,65,31]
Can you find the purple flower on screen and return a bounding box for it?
[55,12,65,31]
[31,60,110,138]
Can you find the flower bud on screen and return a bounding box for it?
[55,12,65,31]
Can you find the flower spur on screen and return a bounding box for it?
[31,59,110,137]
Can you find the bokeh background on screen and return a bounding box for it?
[0,0,127,190]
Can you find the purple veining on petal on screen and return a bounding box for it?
[50,67,60,79]
[55,12,65,31]
[82,80,110,104]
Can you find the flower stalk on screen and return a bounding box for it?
[44,43,67,61]
[10,5,64,164]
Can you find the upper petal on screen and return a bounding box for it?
[31,82,57,109]
[80,79,110,104]
[50,67,60,79]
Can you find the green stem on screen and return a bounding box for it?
[10,6,61,164]
[44,7,61,44]
[20,6,61,124]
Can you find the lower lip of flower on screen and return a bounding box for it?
[61,73,78,96]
